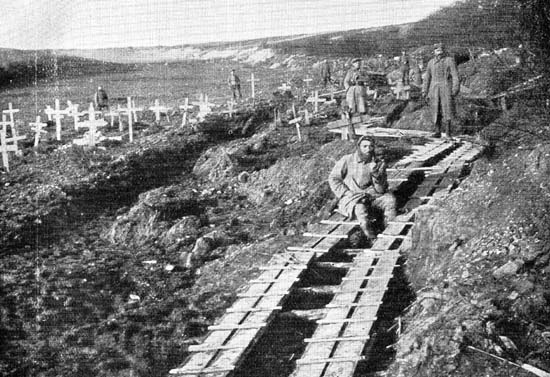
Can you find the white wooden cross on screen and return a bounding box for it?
[2,103,20,128]
[179,98,193,126]
[149,99,171,123]
[131,99,140,122]
[303,108,311,126]
[29,116,48,147]
[75,118,107,147]
[278,83,292,92]
[105,108,121,128]
[289,115,302,142]
[222,100,237,118]
[50,99,66,141]
[0,115,26,171]
[65,101,81,130]
[83,102,102,121]
[192,94,215,120]
[118,97,143,142]
[247,73,260,103]
[306,90,326,113]
[44,105,55,122]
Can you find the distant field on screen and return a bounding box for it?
[0,59,308,131]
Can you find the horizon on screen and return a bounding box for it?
[2,0,456,50]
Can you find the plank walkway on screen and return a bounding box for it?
[292,140,483,377]
[168,139,467,377]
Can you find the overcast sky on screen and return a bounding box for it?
[1,0,456,50]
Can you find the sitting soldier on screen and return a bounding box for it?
[328,136,397,241]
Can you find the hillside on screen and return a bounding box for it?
[56,0,523,64]
[0,48,133,88]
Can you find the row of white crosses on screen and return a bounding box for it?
[0,104,26,172]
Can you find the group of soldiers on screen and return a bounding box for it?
[342,43,459,139]
[227,44,460,244]
[331,42,460,244]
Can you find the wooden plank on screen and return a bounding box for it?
[169,365,234,375]
[207,323,266,331]
[303,232,348,239]
[287,246,330,253]
[317,317,377,324]
[304,335,371,343]
[236,291,288,298]
[296,356,365,365]
[226,306,282,313]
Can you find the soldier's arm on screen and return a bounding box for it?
[449,58,460,96]
[371,160,388,194]
[422,61,431,97]
[328,157,351,199]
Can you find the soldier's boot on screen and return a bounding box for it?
[359,219,377,241]
[384,208,397,227]
[432,121,441,138]
[444,120,453,141]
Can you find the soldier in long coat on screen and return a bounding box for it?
[344,58,367,115]
[422,43,460,139]
[329,136,396,240]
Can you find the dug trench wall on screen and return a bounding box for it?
[388,147,550,377]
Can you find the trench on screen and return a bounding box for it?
[228,141,470,377]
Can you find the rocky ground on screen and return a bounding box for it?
[1,48,550,377]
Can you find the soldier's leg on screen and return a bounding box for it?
[372,193,397,227]
[445,119,453,139]
[354,203,376,239]
[433,103,442,138]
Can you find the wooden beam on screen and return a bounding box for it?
[317,317,377,324]
[208,323,266,331]
[226,306,282,313]
[304,335,370,343]
[296,356,365,365]
[303,232,348,239]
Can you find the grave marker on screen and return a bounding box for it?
[179,98,193,126]
[2,103,20,128]
[105,108,121,127]
[306,90,326,113]
[289,115,303,142]
[51,99,66,141]
[278,83,292,93]
[0,114,26,171]
[29,116,48,147]
[118,97,143,142]
[222,100,236,118]
[65,101,81,129]
[75,118,107,147]
[149,99,171,123]
[247,73,260,103]
[44,105,55,121]
[82,102,102,121]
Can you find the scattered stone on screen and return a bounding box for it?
[493,260,524,279]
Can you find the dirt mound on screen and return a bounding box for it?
[106,185,203,246]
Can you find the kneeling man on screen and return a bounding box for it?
[328,136,397,240]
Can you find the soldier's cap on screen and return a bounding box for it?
[434,43,445,51]
[351,58,362,64]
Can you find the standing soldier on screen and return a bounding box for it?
[228,69,242,101]
[320,59,332,87]
[422,43,460,139]
[344,58,367,115]
[94,86,109,110]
